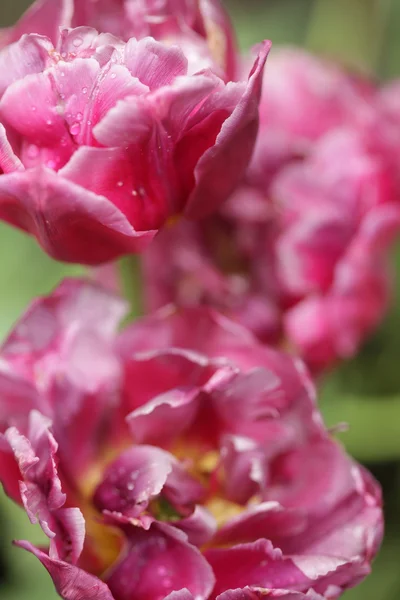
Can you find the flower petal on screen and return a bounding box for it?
[0,167,154,263]
[15,541,116,600]
[106,522,215,600]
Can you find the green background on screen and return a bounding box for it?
[0,0,400,598]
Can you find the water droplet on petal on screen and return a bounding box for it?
[82,87,88,95]
[60,71,65,77]
[46,159,57,169]
[76,112,83,122]
[31,106,37,112]
[110,72,117,79]
[46,119,52,126]
[117,181,124,187]
[27,145,39,158]
[70,122,81,136]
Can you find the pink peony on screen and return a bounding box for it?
[0,280,383,599]
[142,49,400,373]
[0,0,237,79]
[0,27,268,264]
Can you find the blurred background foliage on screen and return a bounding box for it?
[0,0,400,598]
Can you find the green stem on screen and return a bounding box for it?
[118,254,143,321]
[321,394,400,462]
[305,0,391,75]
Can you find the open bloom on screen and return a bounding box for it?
[0,27,268,264]
[0,279,382,599]
[142,48,400,373]
[0,0,237,79]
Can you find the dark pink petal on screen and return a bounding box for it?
[119,348,216,432]
[127,387,201,447]
[206,539,311,597]
[184,41,270,218]
[212,502,307,548]
[174,505,217,547]
[0,167,154,263]
[15,541,116,600]
[106,522,215,600]
[220,436,268,503]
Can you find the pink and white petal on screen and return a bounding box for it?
[4,411,85,563]
[124,37,188,90]
[185,41,270,218]
[15,541,116,600]
[217,589,325,600]
[0,125,24,173]
[0,167,155,264]
[106,522,215,600]
[0,34,54,97]
[0,72,67,144]
[93,94,155,148]
[164,591,195,600]
[93,445,174,516]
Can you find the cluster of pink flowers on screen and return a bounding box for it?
[0,1,389,599]
[143,49,400,373]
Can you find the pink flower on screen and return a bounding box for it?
[0,280,383,599]
[0,0,237,79]
[0,28,268,264]
[142,49,400,372]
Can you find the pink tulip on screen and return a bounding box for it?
[0,280,382,599]
[142,49,400,372]
[0,0,237,79]
[0,28,268,264]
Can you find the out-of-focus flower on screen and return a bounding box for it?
[0,280,383,599]
[0,28,268,264]
[0,0,237,79]
[142,48,400,373]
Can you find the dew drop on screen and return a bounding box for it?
[60,71,65,77]
[110,72,117,79]
[31,106,37,112]
[76,112,83,122]
[117,181,124,187]
[82,87,88,95]
[27,145,39,159]
[132,190,138,196]
[46,119,52,126]
[70,122,81,136]
[47,159,57,169]
[60,93,65,100]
